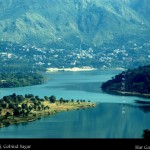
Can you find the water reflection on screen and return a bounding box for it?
[43,103,150,138]
[138,106,150,113]
[47,82,103,93]
[134,100,150,113]
[0,103,150,138]
[122,102,150,113]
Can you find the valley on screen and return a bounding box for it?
[0,0,150,140]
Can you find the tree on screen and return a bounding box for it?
[25,94,28,98]
[17,95,25,102]
[12,93,16,98]
[8,102,15,109]
[3,96,11,103]
[5,112,11,118]
[21,109,28,117]
[31,98,36,102]
[35,96,40,100]
[44,96,49,100]
[14,107,22,117]
[1,101,8,108]
[59,98,64,103]
[40,98,44,101]
[49,95,56,103]
[27,94,34,98]
[44,106,50,110]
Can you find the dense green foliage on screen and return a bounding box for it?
[0,93,47,119]
[101,65,150,94]
[0,93,88,118]
[0,72,45,88]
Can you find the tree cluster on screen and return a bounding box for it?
[0,72,45,88]
[0,93,47,118]
[0,93,89,118]
[101,65,150,94]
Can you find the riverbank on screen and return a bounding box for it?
[46,67,97,72]
[106,90,150,99]
[0,100,96,128]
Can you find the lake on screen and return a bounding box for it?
[0,69,150,138]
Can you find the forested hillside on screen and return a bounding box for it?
[101,65,150,96]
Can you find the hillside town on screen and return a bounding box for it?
[0,39,150,72]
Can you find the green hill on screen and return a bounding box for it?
[101,65,150,98]
[0,0,150,48]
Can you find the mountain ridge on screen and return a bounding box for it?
[0,0,150,48]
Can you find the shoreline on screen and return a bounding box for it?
[0,101,96,128]
[46,67,126,72]
[105,90,150,99]
[46,67,97,72]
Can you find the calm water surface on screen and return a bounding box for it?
[0,70,149,138]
